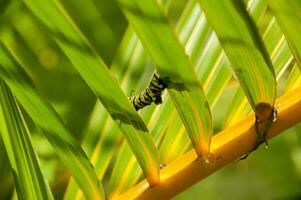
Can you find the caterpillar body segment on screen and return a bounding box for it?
[129,73,167,111]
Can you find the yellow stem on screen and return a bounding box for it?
[117,86,301,200]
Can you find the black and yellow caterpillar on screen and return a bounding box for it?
[129,73,167,111]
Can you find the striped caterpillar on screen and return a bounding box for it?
[129,72,167,111]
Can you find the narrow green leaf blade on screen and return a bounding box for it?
[0,81,53,200]
[64,27,148,200]
[286,64,301,92]
[198,0,276,108]
[224,15,293,128]
[269,0,301,70]
[159,0,268,164]
[109,1,229,194]
[117,0,212,157]
[23,0,159,185]
[0,43,104,200]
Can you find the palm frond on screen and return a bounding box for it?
[0,0,300,199]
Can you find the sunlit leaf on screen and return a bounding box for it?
[64,28,149,200]
[0,43,104,200]
[198,0,276,109]
[117,0,212,158]
[23,0,159,185]
[0,81,53,200]
[224,16,293,128]
[269,0,301,70]
[286,64,301,92]
[109,1,230,195]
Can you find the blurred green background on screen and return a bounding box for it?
[0,0,300,199]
